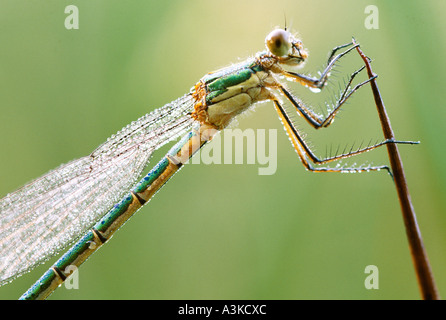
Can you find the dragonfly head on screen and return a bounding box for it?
[265,28,308,66]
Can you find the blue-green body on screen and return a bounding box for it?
[19,129,204,299]
[16,54,274,299]
[8,26,334,299]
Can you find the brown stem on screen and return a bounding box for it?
[353,42,440,300]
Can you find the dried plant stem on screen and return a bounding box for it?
[354,42,440,300]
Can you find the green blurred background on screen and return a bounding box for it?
[0,0,445,299]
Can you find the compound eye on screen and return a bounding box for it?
[265,29,292,57]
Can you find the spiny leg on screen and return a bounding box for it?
[272,100,417,175]
[270,41,375,129]
[278,42,359,90]
[277,65,372,129]
[268,41,417,174]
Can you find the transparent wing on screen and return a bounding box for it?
[0,93,196,284]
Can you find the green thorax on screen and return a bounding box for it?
[201,57,265,104]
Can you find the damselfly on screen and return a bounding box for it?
[0,28,414,299]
